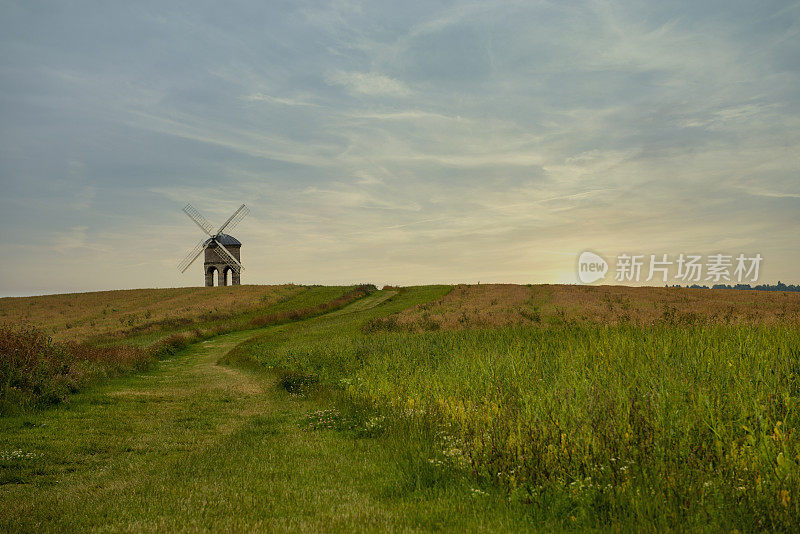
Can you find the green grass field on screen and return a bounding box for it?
[2,284,799,531]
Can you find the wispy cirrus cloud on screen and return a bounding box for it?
[52,226,90,253]
[243,92,321,107]
[326,70,412,97]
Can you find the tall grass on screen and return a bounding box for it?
[0,325,153,413]
[250,323,800,530]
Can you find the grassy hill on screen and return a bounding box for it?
[366,284,800,332]
[5,284,797,344]
[2,284,800,531]
[232,284,800,531]
[0,285,304,343]
[0,284,367,412]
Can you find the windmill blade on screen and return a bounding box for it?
[183,204,215,236]
[177,237,209,273]
[216,204,249,236]
[214,241,244,271]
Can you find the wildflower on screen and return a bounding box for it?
[0,449,41,461]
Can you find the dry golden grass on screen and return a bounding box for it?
[376,284,800,331]
[545,284,800,325]
[0,285,301,342]
[375,284,530,330]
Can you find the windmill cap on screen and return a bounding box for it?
[205,233,241,246]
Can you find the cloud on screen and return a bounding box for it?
[243,93,320,107]
[349,109,463,121]
[124,109,340,168]
[52,226,89,253]
[735,186,800,199]
[71,185,96,210]
[301,185,422,212]
[326,70,411,97]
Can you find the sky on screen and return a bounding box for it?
[1,0,798,296]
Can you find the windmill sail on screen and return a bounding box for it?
[216,204,250,235]
[178,237,209,273]
[183,204,215,236]
[212,240,244,271]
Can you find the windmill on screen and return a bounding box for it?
[177,203,250,286]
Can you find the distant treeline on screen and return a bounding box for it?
[667,282,800,292]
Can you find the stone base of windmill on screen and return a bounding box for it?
[203,235,242,287]
[205,265,240,286]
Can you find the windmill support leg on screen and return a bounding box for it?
[232,268,241,286]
